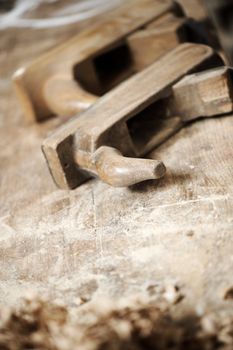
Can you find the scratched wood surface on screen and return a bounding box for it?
[0,1,233,316]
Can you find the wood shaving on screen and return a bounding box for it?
[0,294,232,350]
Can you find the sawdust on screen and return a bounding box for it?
[0,294,232,350]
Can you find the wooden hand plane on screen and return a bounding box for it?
[42,43,233,189]
[13,0,207,124]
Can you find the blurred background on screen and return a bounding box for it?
[0,0,123,29]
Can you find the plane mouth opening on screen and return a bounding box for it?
[73,40,134,96]
[127,99,170,155]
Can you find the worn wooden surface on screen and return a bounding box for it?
[0,1,233,317]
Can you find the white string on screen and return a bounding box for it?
[0,0,122,29]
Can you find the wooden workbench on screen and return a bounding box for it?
[0,1,232,319]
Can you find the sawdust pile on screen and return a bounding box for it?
[0,295,232,350]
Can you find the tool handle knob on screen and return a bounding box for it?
[93,146,166,187]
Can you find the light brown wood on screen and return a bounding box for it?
[128,17,188,71]
[169,67,233,121]
[177,0,207,20]
[12,0,176,123]
[146,12,180,29]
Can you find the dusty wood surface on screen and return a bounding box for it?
[0,1,233,318]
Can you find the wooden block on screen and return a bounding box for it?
[170,67,233,121]
[127,18,189,71]
[146,1,184,29]
[177,0,207,21]
[146,12,179,28]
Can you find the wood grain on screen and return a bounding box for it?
[0,1,233,321]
